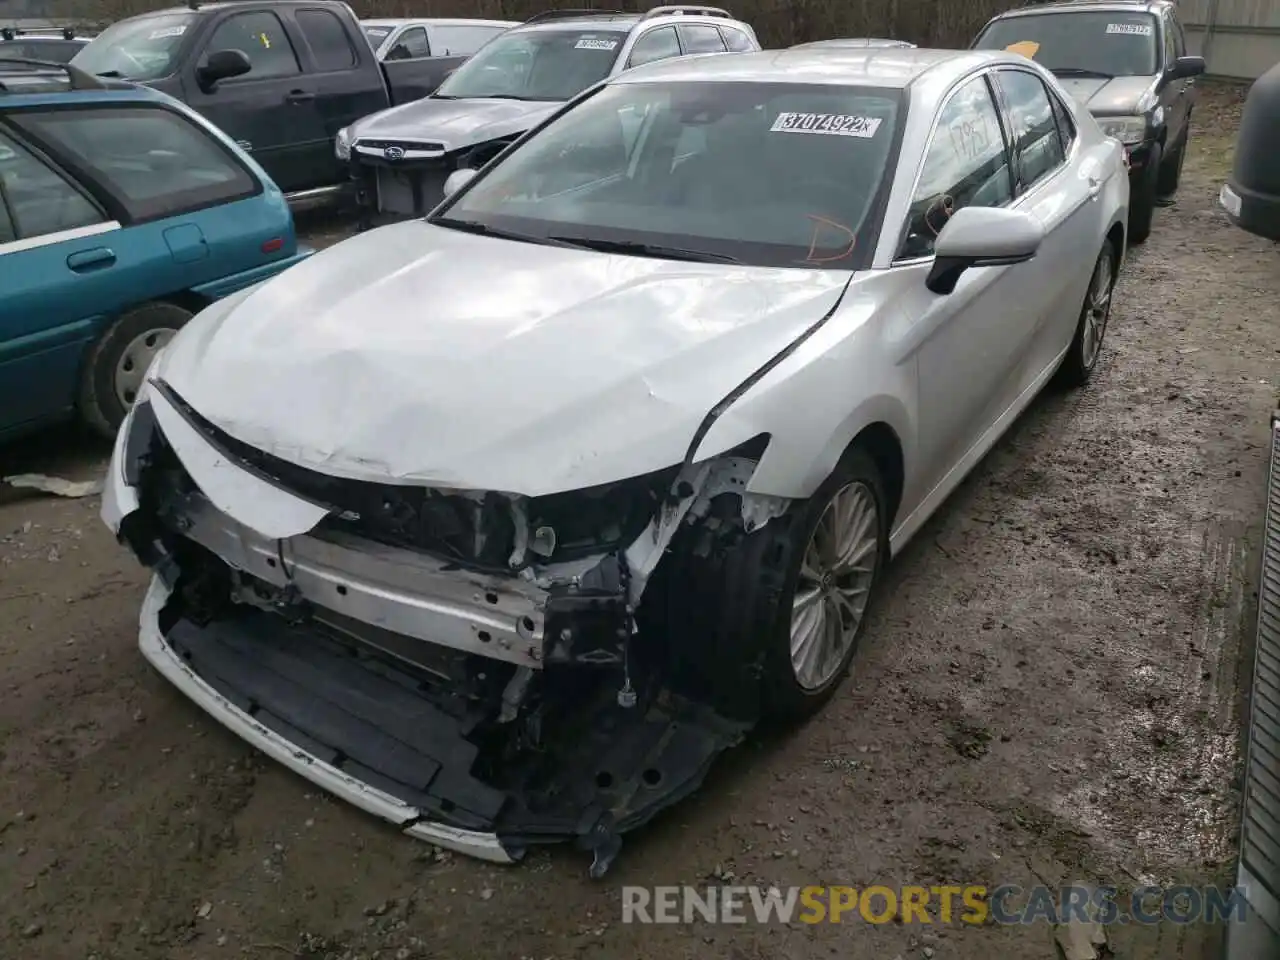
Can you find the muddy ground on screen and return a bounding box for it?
[1,83,1276,960]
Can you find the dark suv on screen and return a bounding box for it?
[973,0,1205,243]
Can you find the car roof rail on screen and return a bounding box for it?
[0,57,106,91]
[522,9,626,24]
[0,26,81,39]
[641,5,732,19]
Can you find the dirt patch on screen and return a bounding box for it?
[0,81,1273,959]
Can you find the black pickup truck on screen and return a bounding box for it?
[67,0,457,204]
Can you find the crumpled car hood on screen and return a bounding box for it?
[153,220,852,497]
[1056,75,1154,115]
[350,96,562,152]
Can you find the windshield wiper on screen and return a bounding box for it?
[430,217,580,248]
[95,70,123,77]
[1051,67,1114,79]
[547,235,741,264]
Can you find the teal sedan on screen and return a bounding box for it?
[0,60,313,441]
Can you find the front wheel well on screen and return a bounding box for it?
[162,290,213,316]
[843,422,903,529]
[1106,220,1125,258]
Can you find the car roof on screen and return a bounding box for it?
[511,9,751,35]
[792,38,916,49]
[361,18,519,28]
[989,0,1172,19]
[118,0,353,17]
[0,65,172,103]
[612,46,1009,89]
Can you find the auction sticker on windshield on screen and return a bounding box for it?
[1005,40,1040,59]
[575,37,619,50]
[1106,22,1152,35]
[771,113,882,138]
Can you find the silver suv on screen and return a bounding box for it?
[972,0,1205,243]
[338,6,761,222]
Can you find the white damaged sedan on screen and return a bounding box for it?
[102,47,1128,875]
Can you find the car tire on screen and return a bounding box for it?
[79,301,191,440]
[1055,238,1117,388]
[1129,140,1162,245]
[1157,132,1187,197]
[757,449,888,721]
[655,445,889,726]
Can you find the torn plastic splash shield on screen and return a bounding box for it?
[146,576,747,876]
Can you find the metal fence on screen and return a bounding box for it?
[1179,0,1280,78]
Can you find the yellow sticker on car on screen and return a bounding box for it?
[1005,40,1040,59]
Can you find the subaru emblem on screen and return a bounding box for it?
[383,145,405,161]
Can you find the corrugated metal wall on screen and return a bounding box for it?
[1179,0,1280,78]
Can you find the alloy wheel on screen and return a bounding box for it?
[789,480,879,691]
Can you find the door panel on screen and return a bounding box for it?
[0,224,121,434]
[295,7,387,187]
[898,73,1023,497]
[993,68,1098,391]
[183,9,326,192]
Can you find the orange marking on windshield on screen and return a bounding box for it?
[803,214,857,263]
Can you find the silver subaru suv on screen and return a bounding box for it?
[337,5,761,223]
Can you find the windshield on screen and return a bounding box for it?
[974,11,1158,77]
[362,24,394,49]
[433,27,626,101]
[436,80,903,270]
[70,12,193,80]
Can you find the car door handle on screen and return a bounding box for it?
[285,89,315,104]
[66,247,116,272]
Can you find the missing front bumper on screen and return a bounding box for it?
[141,573,747,875]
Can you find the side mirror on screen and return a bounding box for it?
[1171,55,1206,80]
[926,206,1043,295]
[442,167,478,198]
[197,48,251,90]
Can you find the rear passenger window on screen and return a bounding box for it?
[0,131,102,240]
[994,69,1066,193]
[14,107,257,221]
[0,188,14,243]
[628,26,680,68]
[899,74,1012,259]
[678,24,726,54]
[719,26,754,51]
[297,9,356,71]
[1049,91,1076,150]
[386,26,429,60]
[205,11,300,79]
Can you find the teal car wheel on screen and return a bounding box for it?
[79,301,193,439]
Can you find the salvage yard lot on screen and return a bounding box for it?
[0,82,1275,959]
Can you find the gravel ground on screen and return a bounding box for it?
[1,82,1276,960]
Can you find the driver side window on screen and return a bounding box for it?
[1162,15,1177,68]
[204,11,300,79]
[898,74,1012,260]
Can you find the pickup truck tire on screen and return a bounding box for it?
[79,301,193,440]
[1129,140,1162,245]
[1158,131,1187,196]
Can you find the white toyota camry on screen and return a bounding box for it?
[102,46,1128,875]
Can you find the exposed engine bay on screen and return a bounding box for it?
[114,384,792,875]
